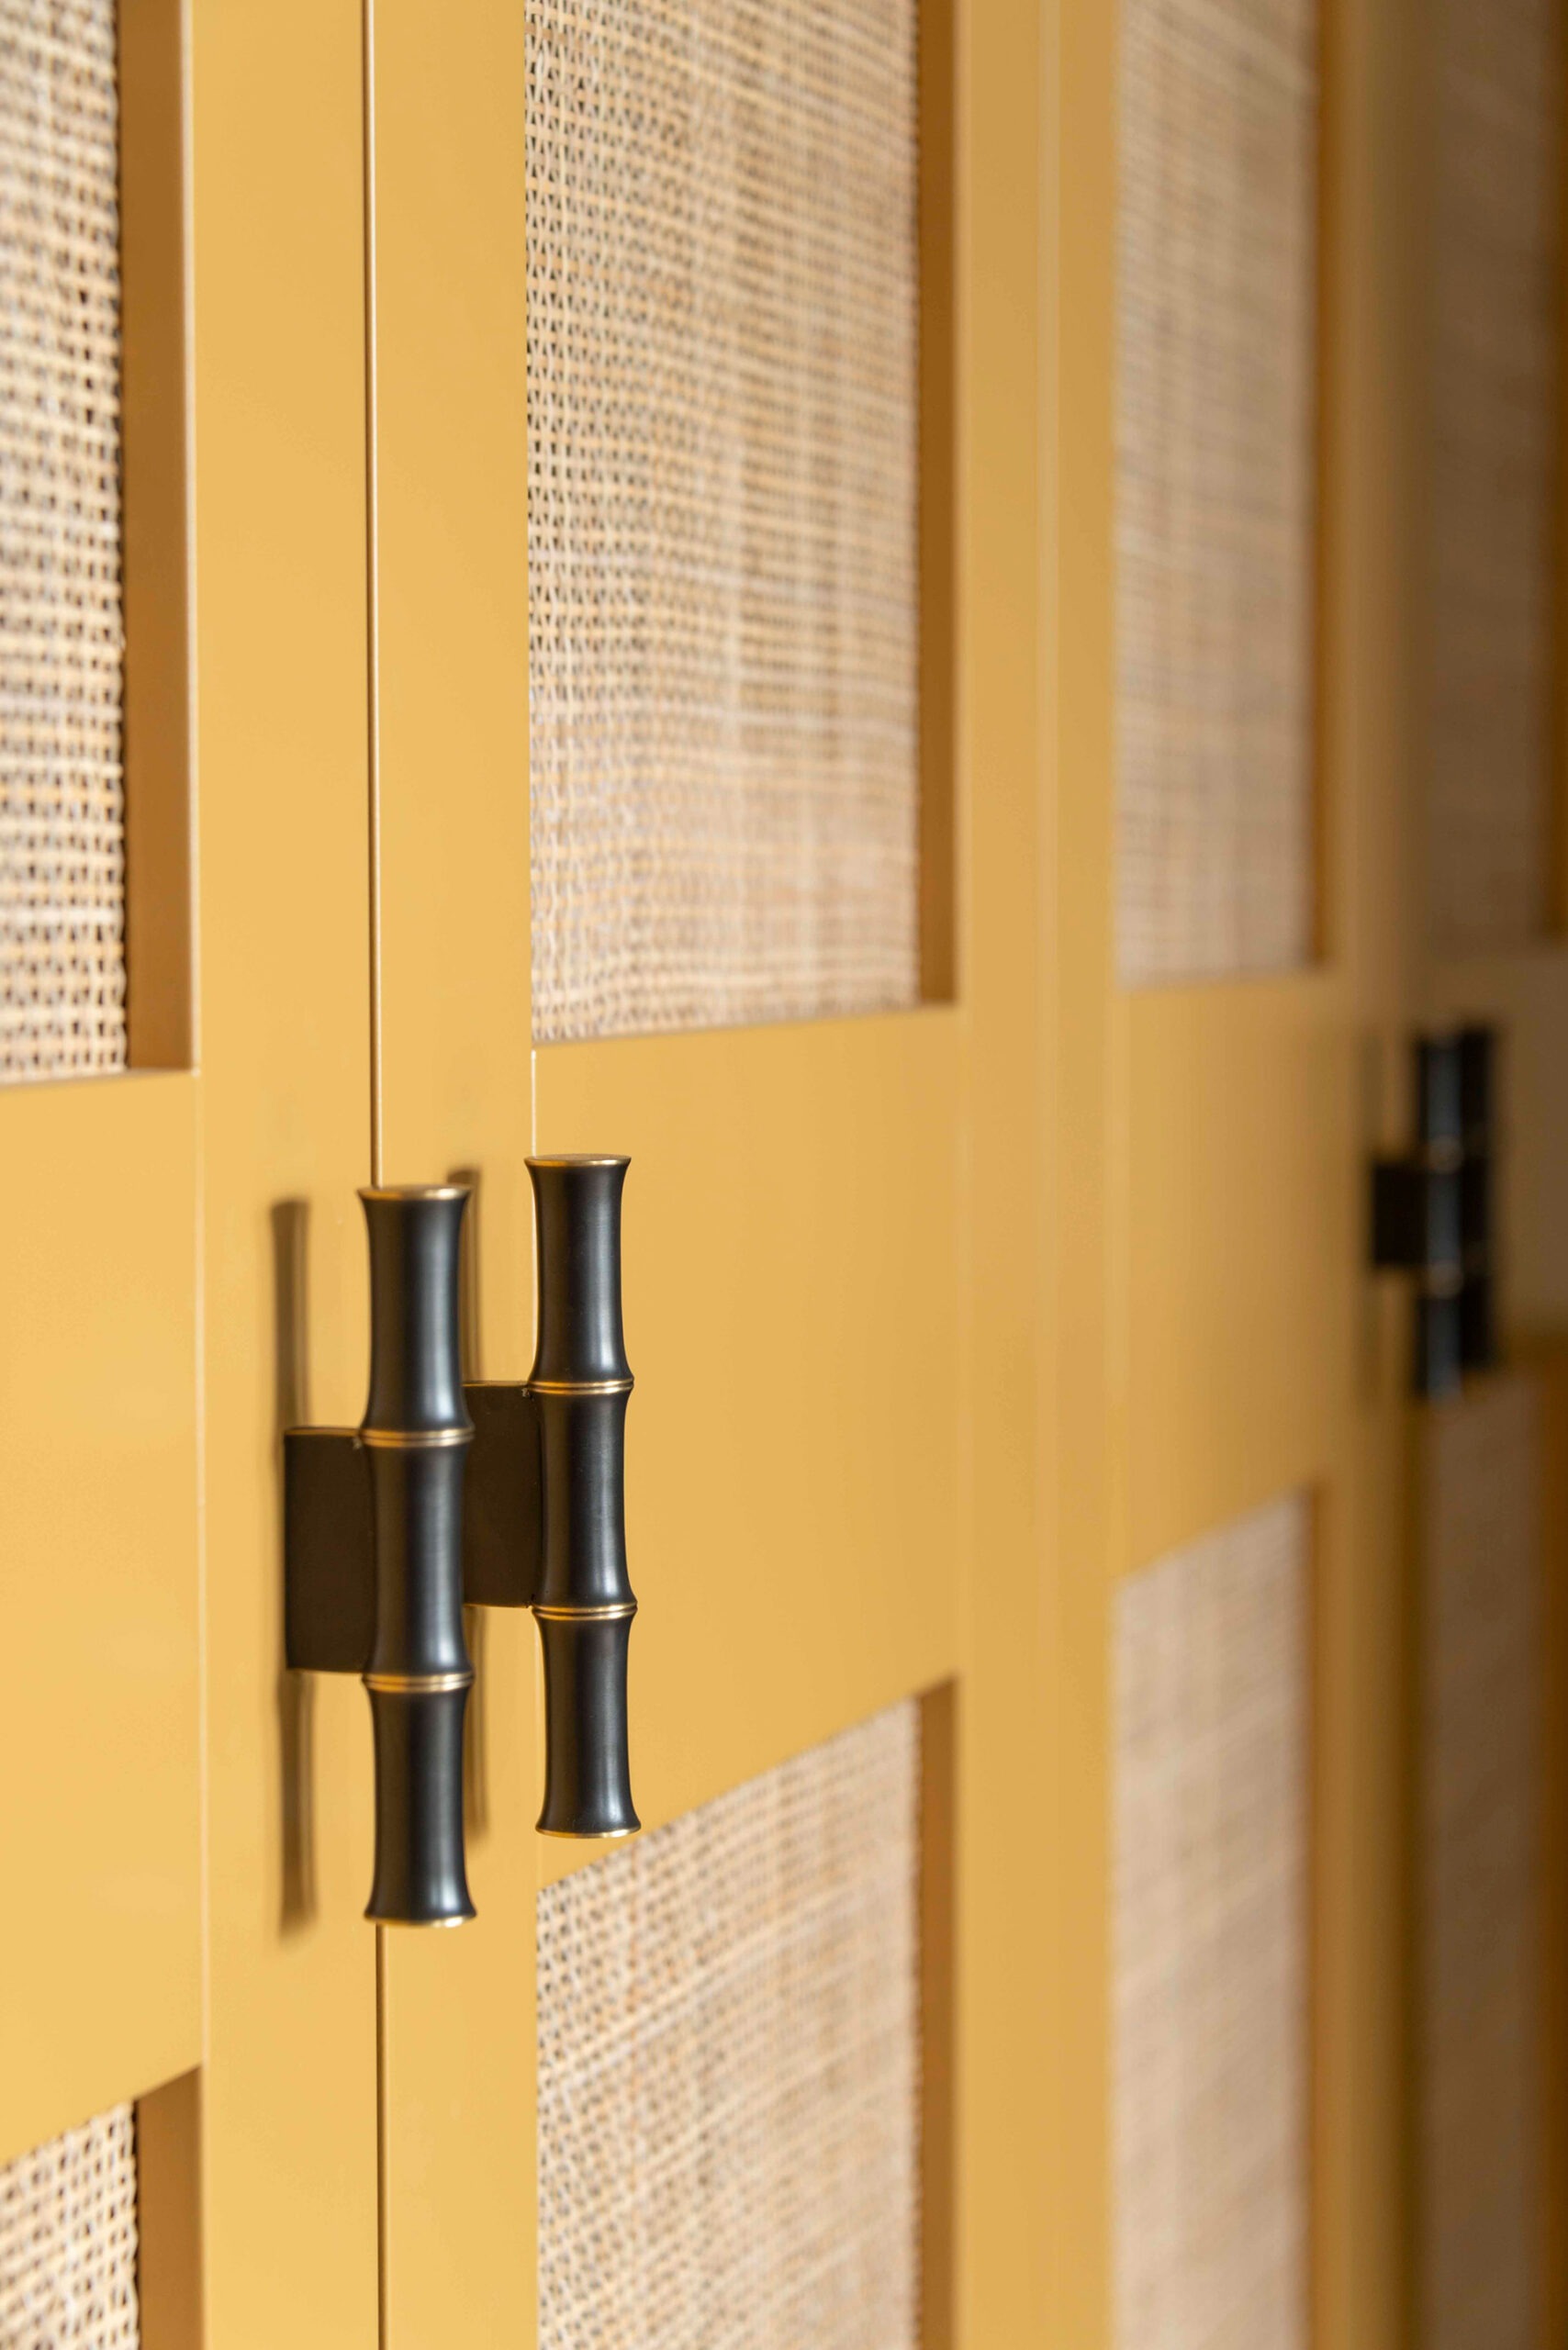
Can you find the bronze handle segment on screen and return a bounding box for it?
[463,1158,639,1838]
[284,1187,476,1927]
[526,1156,639,1839]
[285,1158,639,1924]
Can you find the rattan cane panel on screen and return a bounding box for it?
[0,2105,139,2348]
[1115,0,1319,987]
[1418,1376,1542,2350]
[1425,0,1562,953]
[525,0,920,1043]
[1114,1494,1310,2350]
[537,1701,920,2350]
[0,0,127,1079]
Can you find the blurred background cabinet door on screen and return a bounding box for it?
[1057,3,1433,2348]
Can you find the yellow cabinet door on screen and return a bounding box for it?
[9,0,1048,2339]
[0,0,200,2206]
[1052,2,1414,2345]
[355,0,1050,2344]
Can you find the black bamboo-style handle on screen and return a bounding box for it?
[1458,1025,1498,1372]
[528,1157,639,1839]
[360,1186,476,1923]
[1371,1037,1463,1400]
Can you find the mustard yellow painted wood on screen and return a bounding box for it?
[365,3,1049,2348]
[0,0,202,2183]
[0,1076,200,2167]
[191,6,379,2343]
[1052,4,1417,2348]
[369,6,536,2341]
[136,2070,204,2350]
[949,0,1052,2341]
[534,1013,963,1876]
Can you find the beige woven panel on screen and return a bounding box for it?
[537,1701,920,2350]
[0,2105,139,2348]
[1425,0,1562,954]
[1115,0,1319,987]
[0,0,127,1079]
[525,0,920,1043]
[1114,1494,1310,2350]
[1417,1375,1542,2350]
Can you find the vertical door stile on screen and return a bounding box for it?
[959,0,1056,2336]
[367,4,537,2340]
[192,7,379,2346]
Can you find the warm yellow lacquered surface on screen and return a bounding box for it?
[192,6,379,2343]
[370,6,537,2343]
[535,1013,963,1879]
[1123,976,1360,1571]
[936,0,1053,2336]
[0,1074,200,2166]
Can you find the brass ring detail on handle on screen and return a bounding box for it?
[359,1425,474,1449]
[532,1601,637,1623]
[526,1377,634,1396]
[364,1669,476,1695]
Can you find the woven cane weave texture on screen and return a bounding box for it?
[1418,1376,1542,2350]
[1113,1494,1310,2350]
[0,2105,139,2348]
[1425,0,1562,954]
[537,1701,920,2350]
[1115,0,1318,987]
[525,0,920,1043]
[0,0,126,1079]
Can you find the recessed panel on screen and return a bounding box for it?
[0,2105,138,2347]
[1417,1375,1542,2350]
[525,0,920,1042]
[1114,1494,1310,2350]
[1425,0,1562,953]
[0,0,127,1078]
[1115,0,1318,986]
[537,1702,920,2350]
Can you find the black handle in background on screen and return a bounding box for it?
[1458,1024,1498,1373]
[1410,1035,1464,1404]
[528,1157,639,1840]
[360,1186,476,1924]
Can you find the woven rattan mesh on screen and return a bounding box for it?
[1114,1494,1310,2350]
[0,2104,139,2348]
[525,0,920,1043]
[0,0,127,1079]
[1115,0,1318,987]
[1418,1376,1542,2350]
[1424,0,1562,954]
[537,1701,920,2350]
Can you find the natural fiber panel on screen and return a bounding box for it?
[1425,0,1562,954]
[0,0,127,1079]
[1418,1375,1542,2350]
[1114,1494,1310,2350]
[525,0,920,1044]
[0,2105,139,2347]
[1115,0,1319,987]
[537,1701,920,2350]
